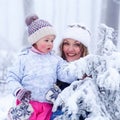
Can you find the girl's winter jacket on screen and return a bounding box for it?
[7,47,77,103]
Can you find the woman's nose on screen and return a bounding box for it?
[68,45,74,51]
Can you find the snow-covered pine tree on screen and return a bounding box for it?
[53,24,120,120]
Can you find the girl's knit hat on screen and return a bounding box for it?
[63,24,91,48]
[25,14,56,45]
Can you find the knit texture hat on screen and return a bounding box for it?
[63,24,91,48]
[25,14,56,45]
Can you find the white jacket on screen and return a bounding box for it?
[6,47,77,102]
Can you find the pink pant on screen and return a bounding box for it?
[17,100,52,120]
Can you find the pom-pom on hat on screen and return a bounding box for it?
[25,14,56,45]
[63,24,91,48]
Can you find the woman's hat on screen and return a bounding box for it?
[63,24,91,48]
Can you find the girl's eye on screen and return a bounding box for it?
[51,40,54,43]
[45,39,49,42]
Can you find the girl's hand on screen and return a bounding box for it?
[16,89,31,103]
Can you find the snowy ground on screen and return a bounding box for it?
[0,82,15,120]
[0,50,16,120]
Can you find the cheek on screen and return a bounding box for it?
[63,46,68,52]
[41,44,46,48]
[38,44,47,49]
[75,48,81,53]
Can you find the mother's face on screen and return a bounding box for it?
[62,38,83,62]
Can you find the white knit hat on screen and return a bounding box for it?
[63,24,91,48]
[25,14,56,45]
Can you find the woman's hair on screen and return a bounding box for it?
[59,41,89,60]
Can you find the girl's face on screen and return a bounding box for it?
[62,38,83,62]
[34,35,55,54]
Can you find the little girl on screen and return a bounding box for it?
[7,14,78,120]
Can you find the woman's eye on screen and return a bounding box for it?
[74,43,80,47]
[63,42,69,46]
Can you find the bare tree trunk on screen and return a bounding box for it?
[101,0,120,30]
[22,0,35,46]
[23,0,35,16]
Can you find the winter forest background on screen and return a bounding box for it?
[0,0,120,52]
[0,0,120,119]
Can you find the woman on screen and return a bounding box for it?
[57,24,90,90]
[46,23,91,120]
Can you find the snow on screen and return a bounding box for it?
[52,24,120,120]
[0,50,16,120]
[0,92,15,120]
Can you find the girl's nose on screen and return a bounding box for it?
[49,41,53,46]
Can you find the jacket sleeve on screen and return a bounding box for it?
[56,56,87,83]
[6,55,24,96]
